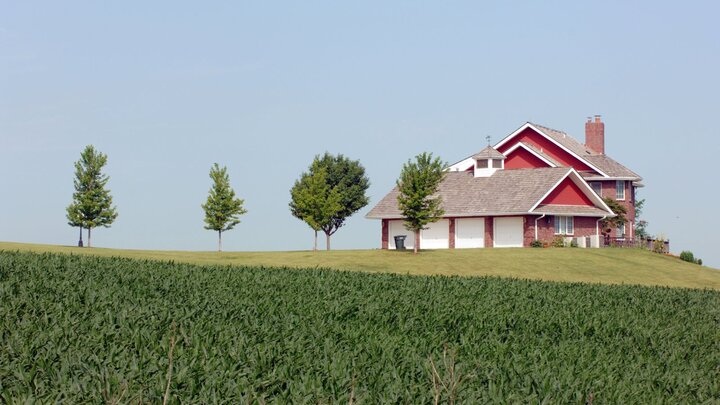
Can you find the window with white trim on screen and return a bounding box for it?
[554,216,574,235]
[591,182,602,197]
[616,223,626,239]
[476,159,488,168]
[616,180,625,200]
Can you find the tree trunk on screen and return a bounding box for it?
[313,230,318,251]
[326,233,331,251]
[218,230,222,252]
[87,227,92,248]
[78,226,84,248]
[414,229,420,254]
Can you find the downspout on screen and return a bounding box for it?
[534,214,546,241]
[596,216,607,237]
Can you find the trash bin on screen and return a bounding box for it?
[394,235,407,250]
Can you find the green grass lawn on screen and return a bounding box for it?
[1,241,717,289]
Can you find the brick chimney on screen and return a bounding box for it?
[585,115,605,154]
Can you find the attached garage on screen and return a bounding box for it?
[455,218,485,248]
[388,220,413,250]
[493,217,524,247]
[420,219,450,249]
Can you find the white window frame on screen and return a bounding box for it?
[591,181,602,197]
[616,223,626,239]
[554,216,574,235]
[616,180,625,200]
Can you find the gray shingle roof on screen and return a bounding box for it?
[530,122,641,180]
[367,167,583,219]
[472,146,505,160]
[533,204,612,216]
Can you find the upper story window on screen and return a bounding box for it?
[476,159,488,168]
[492,159,502,168]
[554,216,574,235]
[591,182,602,197]
[616,180,625,200]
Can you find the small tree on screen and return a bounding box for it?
[396,152,446,254]
[202,163,247,252]
[634,198,649,238]
[289,165,342,250]
[302,153,370,250]
[66,145,118,247]
[600,197,627,243]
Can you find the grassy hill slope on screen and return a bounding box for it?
[1,241,717,289]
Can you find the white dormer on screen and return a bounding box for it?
[473,146,506,177]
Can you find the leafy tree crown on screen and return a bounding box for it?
[66,145,118,229]
[396,152,447,232]
[202,163,247,232]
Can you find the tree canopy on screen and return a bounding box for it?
[291,153,369,250]
[202,163,247,252]
[289,165,342,250]
[396,152,446,254]
[66,145,118,247]
[601,197,628,237]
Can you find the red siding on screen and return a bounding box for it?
[541,178,595,206]
[497,127,598,173]
[504,147,552,169]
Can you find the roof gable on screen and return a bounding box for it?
[495,124,604,175]
[504,143,556,169]
[541,177,595,206]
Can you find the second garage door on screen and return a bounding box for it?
[455,218,485,248]
[493,217,524,247]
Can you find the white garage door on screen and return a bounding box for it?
[455,218,485,248]
[388,220,413,250]
[494,217,524,247]
[420,219,449,249]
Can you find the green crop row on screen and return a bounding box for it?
[0,251,718,403]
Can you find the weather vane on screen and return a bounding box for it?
[485,135,491,146]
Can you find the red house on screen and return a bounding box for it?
[366,117,642,249]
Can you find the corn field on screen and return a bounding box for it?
[0,251,718,403]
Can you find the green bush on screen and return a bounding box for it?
[697,258,703,266]
[1,251,718,403]
[530,239,543,248]
[570,239,579,248]
[680,251,695,263]
[551,235,566,248]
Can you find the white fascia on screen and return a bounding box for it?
[528,168,614,215]
[493,122,610,178]
[502,142,557,167]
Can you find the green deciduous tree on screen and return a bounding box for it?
[296,153,370,250]
[289,165,342,251]
[634,198,648,238]
[66,145,118,247]
[600,197,627,240]
[396,152,446,254]
[202,163,247,252]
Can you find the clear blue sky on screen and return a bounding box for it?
[2,2,719,267]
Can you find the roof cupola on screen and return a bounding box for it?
[473,146,505,177]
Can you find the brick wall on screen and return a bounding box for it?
[591,180,636,238]
[527,215,600,246]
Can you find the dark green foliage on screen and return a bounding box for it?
[66,145,118,247]
[1,251,718,403]
[634,198,649,238]
[202,163,247,251]
[697,258,703,266]
[397,152,446,253]
[600,197,627,234]
[530,240,543,248]
[289,164,342,250]
[309,153,370,249]
[680,251,695,263]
